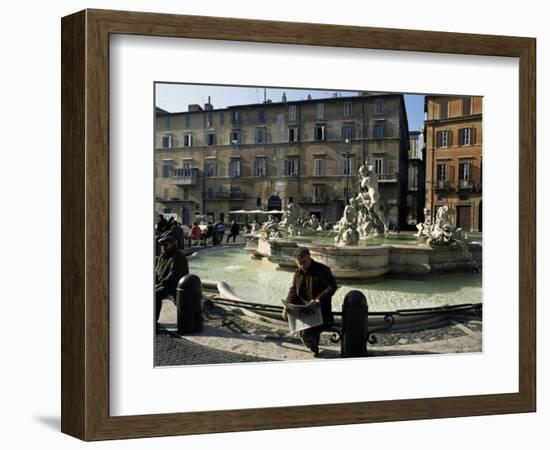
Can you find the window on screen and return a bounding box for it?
[437,163,447,181]
[288,196,294,204]
[343,101,352,117]
[439,100,449,119]
[258,110,265,123]
[163,208,172,214]
[314,158,325,176]
[254,158,266,177]
[182,188,189,200]
[314,125,325,141]
[229,159,241,177]
[462,97,472,116]
[437,130,450,148]
[206,112,213,127]
[161,160,173,178]
[315,103,324,120]
[161,135,172,148]
[184,115,190,128]
[165,117,171,130]
[183,134,192,147]
[288,105,297,121]
[285,158,299,176]
[230,131,241,145]
[312,185,325,202]
[288,127,299,142]
[256,127,267,144]
[205,160,216,177]
[219,112,225,126]
[374,158,384,175]
[459,128,472,146]
[374,122,385,139]
[231,110,240,124]
[256,197,262,207]
[207,133,216,146]
[459,162,471,180]
[340,157,354,176]
[342,125,354,140]
[374,98,384,114]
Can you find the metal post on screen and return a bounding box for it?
[176,274,203,334]
[341,290,368,358]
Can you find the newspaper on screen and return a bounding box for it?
[282,300,323,334]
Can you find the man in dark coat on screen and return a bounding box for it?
[226,220,240,243]
[155,235,189,328]
[284,247,337,356]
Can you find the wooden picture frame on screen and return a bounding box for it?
[61,9,536,441]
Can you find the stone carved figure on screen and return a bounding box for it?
[416,206,466,247]
[334,197,360,245]
[279,202,300,236]
[260,214,283,239]
[361,163,389,234]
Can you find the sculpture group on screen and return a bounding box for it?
[415,206,466,247]
[334,163,389,245]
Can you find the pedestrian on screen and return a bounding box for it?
[214,220,225,245]
[171,221,185,249]
[203,221,214,246]
[155,235,189,330]
[284,247,337,357]
[156,214,167,234]
[190,222,201,246]
[226,220,240,243]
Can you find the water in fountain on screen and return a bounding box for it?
[189,246,482,312]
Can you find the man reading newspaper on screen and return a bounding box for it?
[283,247,337,357]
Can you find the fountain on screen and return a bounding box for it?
[248,162,482,280]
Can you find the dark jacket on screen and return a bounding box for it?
[155,246,189,291]
[285,259,337,327]
[230,223,240,235]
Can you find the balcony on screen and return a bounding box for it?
[377,172,398,183]
[171,168,198,186]
[205,190,246,201]
[457,179,474,190]
[434,180,454,191]
[299,195,329,205]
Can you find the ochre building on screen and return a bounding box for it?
[424,96,483,232]
[155,93,410,226]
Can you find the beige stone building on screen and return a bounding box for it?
[155,93,410,226]
[424,96,483,232]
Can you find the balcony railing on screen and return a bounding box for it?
[205,190,246,201]
[434,180,454,191]
[377,172,398,182]
[299,195,329,204]
[457,179,474,190]
[170,168,198,185]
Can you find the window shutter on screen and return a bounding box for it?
[471,127,476,145]
[447,130,452,147]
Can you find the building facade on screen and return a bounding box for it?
[406,131,426,227]
[155,93,410,226]
[424,96,483,232]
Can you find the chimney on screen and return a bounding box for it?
[204,96,213,110]
[188,104,203,112]
[282,92,287,102]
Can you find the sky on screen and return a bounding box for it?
[155,83,426,132]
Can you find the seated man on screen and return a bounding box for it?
[284,247,337,356]
[155,235,189,329]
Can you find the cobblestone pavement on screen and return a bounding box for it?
[155,330,269,366]
[155,302,482,366]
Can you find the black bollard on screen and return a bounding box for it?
[341,290,368,358]
[176,274,203,334]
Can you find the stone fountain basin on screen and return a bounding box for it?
[252,236,481,280]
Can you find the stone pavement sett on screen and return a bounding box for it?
[155,300,482,366]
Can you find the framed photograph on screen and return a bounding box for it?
[61,9,536,441]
